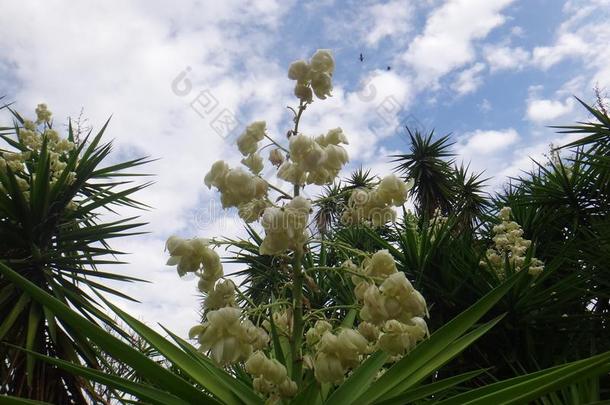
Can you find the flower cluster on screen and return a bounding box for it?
[350,250,428,356]
[259,196,311,255]
[278,128,349,186]
[204,160,269,222]
[288,49,334,102]
[306,321,369,384]
[480,207,544,278]
[165,236,223,290]
[237,121,266,157]
[342,175,413,227]
[0,104,77,200]
[245,351,297,399]
[35,103,52,124]
[188,307,269,365]
[166,50,432,399]
[236,121,266,176]
[176,243,270,367]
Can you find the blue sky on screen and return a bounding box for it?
[1,0,609,335]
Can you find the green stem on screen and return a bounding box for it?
[265,181,292,199]
[291,249,304,384]
[263,134,289,153]
[289,100,307,384]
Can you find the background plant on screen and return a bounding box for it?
[0,101,150,403]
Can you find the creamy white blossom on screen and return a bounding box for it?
[481,207,544,278]
[310,49,335,74]
[204,162,268,209]
[241,152,264,174]
[288,60,310,83]
[35,103,52,124]
[288,49,335,102]
[237,121,266,156]
[311,72,332,100]
[259,196,311,255]
[191,307,254,365]
[342,175,413,227]
[268,148,285,167]
[245,351,297,398]
[278,131,349,186]
[312,328,368,384]
[165,236,223,290]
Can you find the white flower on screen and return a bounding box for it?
[287,51,335,103]
[294,83,313,103]
[306,320,333,346]
[238,198,270,223]
[35,103,52,124]
[278,379,298,397]
[283,133,349,186]
[204,160,230,189]
[268,148,285,167]
[205,161,268,209]
[322,144,348,171]
[342,177,410,227]
[314,351,344,384]
[237,121,266,156]
[357,322,380,342]
[311,72,333,100]
[242,320,270,350]
[288,60,310,83]
[165,236,224,288]
[204,279,236,310]
[482,207,544,279]
[259,197,311,255]
[312,328,367,384]
[377,174,412,206]
[310,49,335,74]
[499,206,512,221]
[317,127,348,146]
[378,320,418,355]
[241,152,264,174]
[277,161,307,185]
[380,272,427,321]
[365,250,397,279]
[245,351,295,398]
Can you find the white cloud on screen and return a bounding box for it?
[457,128,519,155]
[532,33,588,70]
[453,128,520,186]
[484,45,530,71]
[302,70,414,162]
[452,63,486,95]
[0,0,294,336]
[530,0,610,82]
[364,0,415,46]
[324,0,416,49]
[402,0,515,86]
[526,98,574,124]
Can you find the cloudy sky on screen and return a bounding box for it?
[1,0,609,336]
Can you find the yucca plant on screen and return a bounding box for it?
[392,129,456,219]
[2,261,610,404]
[0,102,151,402]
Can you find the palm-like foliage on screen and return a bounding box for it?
[491,99,610,376]
[0,104,150,402]
[392,129,456,218]
[3,260,610,405]
[452,164,490,230]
